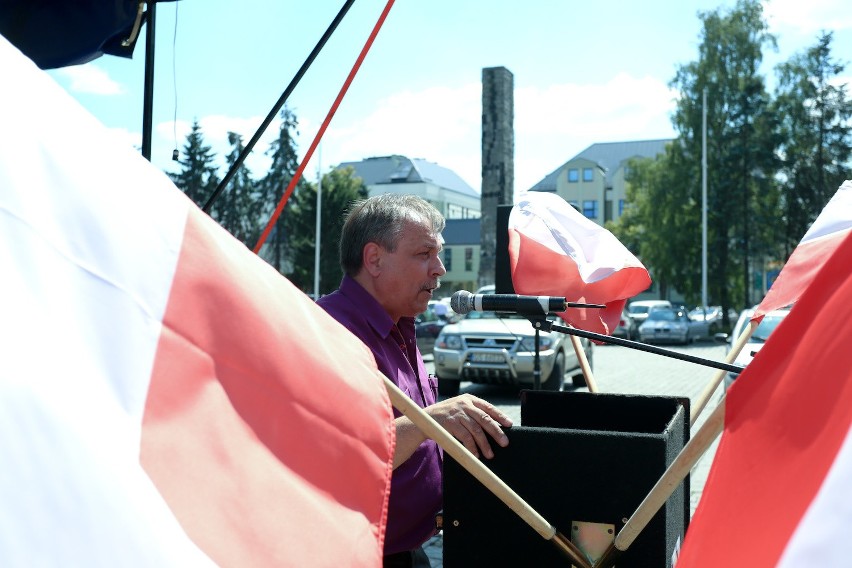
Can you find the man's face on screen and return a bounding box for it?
[375,219,446,320]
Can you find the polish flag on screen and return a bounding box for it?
[0,34,393,567]
[508,191,651,335]
[753,180,852,320]
[676,229,852,567]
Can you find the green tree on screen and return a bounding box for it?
[617,146,700,303]
[170,119,219,208]
[773,31,852,254]
[257,108,301,274]
[210,131,260,246]
[669,0,779,311]
[284,166,369,294]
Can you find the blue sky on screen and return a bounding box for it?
[46,0,852,198]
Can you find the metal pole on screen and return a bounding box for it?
[313,145,322,299]
[142,1,156,161]
[701,87,708,310]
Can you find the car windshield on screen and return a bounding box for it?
[752,313,787,342]
[630,306,649,315]
[647,309,679,322]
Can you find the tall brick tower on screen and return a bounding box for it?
[479,66,514,289]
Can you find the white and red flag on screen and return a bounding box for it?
[508,191,651,335]
[676,229,852,567]
[753,180,852,320]
[0,34,393,567]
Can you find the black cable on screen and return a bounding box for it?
[202,0,357,213]
[171,0,179,160]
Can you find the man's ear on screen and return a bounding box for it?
[362,242,382,277]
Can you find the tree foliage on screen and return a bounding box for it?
[670,0,779,310]
[257,108,302,275]
[166,107,370,297]
[772,31,852,255]
[284,167,369,294]
[169,119,219,208]
[212,131,261,246]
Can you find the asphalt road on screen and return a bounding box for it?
[421,339,728,567]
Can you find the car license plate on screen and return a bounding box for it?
[470,352,505,364]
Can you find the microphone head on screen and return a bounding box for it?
[451,290,473,314]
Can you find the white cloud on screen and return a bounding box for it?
[318,74,677,196]
[157,73,679,199]
[762,0,852,35]
[55,65,124,95]
[157,114,282,175]
[320,83,483,188]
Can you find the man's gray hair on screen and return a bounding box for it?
[339,193,445,276]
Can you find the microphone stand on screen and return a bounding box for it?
[525,319,743,375]
[526,316,549,390]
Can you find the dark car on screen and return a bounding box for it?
[612,309,637,340]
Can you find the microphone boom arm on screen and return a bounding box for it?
[531,319,744,375]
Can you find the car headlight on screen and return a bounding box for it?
[437,334,462,350]
[519,335,554,351]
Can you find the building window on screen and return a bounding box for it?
[618,199,625,216]
[464,247,473,271]
[567,168,579,183]
[443,248,453,271]
[583,200,597,219]
[583,168,594,182]
[568,201,580,212]
[447,203,463,219]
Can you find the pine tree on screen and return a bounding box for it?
[170,119,219,208]
[257,108,301,274]
[773,32,852,254]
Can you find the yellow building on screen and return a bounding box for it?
[529,139,671,224]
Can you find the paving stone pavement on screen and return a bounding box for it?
[421,342,727,567]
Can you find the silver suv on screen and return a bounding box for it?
[432,311,593,396]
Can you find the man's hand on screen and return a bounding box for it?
[425,394,513,459]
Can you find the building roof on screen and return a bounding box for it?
[442,218,480,246]
[529,138,672,191]
[336,155,478,198]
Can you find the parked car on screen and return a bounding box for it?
[627,300,672,327]
[638,307,707,344]
[688,305,739,334]
[612,308,637,340]
[716,305,791,387]
[415,300,457,354]
[432,311,593,396]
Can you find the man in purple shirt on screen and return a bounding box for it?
[318,194,512,567]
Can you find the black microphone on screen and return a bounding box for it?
[450,290,605,316]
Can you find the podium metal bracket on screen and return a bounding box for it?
[572,520,615,566]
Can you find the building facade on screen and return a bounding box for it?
[438,218,481,298]
[335,155,480,220]
[529,139,671,224]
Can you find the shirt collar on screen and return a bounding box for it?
[339,275,418,340]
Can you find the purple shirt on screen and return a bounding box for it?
[317,275,442,554]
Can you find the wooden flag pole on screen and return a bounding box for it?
[382,376,592,568]
[690,320,757,425]
[593,400,726,568]
[569,334,598,393]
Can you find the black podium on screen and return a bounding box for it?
[442,391,690,567]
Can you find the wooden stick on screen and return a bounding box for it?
[690,320,757,425]
[569,334,598,393]
[382,376,592,568]
[593,400,725,568]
